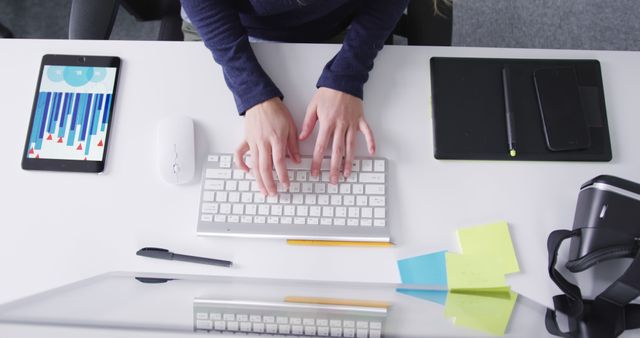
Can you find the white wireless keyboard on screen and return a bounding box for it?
[196,154,390,242]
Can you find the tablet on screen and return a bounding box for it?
[21,54,121,172]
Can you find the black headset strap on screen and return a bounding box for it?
[546,229,640,337]
[547,229,584,316]
[596,248,640,306]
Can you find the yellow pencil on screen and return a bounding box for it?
[287,240,394,247]
[284,296,390,309]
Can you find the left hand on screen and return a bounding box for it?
[299,87,376,184]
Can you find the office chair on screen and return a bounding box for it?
[69,0,183,40]
[0,22,14,38]
[392,0,452,46]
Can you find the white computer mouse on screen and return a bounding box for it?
[156,115,195,185]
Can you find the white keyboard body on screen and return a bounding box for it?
[197,154,390,242]
[194,299,387,338]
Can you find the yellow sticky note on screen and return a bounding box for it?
[444,290,518,336]
[457,221,520,274]
[445,253,507,290]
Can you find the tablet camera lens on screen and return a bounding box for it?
[79,56,86,63]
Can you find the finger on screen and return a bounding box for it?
[311,124,332,177]
[299,102,318,140]
[330,124,346,185]
[359,119,376,155]
[258,143,277,196]
[343,127,356,178]
[287,120,301,163]
[234,141,250,172]
[272,138,290,191]
[249,144,268,196]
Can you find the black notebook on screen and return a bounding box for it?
[429,57,612,161]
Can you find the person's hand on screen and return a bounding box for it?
[299,87,376,185]
[235,97,300,196]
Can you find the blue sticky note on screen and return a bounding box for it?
[396,289,448,305]
[397,251,448,287]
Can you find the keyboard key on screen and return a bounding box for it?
[351,160,360,171]
[202,203,218,214]
[266,195,278,203]
[302,183,313,194]
[254,216,266,223]
[266,323,278,333]
[240,322,252,332]
[344,195,355,206]
[361,219,372,226]
[225,180,238,191]
[327,184,338,194]
[344,328,356,337]
[356,196,368,206]
[219,203,231,214]
[317,319,329,326]
[292,325,304,335]
[280,193,291,203]
[296,171,308,181]
[334,218,346,226]
[277,317,288,324]
[310,206,322,216]
[335,207,347,217]
[330,195,342,205]
[228,215,239,223]
[258,205,270,215]
[294,217,306,224]
[290,317,302,325]
[353,184,364,194]
[227,321,239,331]
[196,313,208,320]
[196,320,213,330]
[318,194,330,205]
[263,316,275,323]
[219,155,232,168]
[343,321,355,328]
[292,194,304,204]
[214,320,226,331]
[232,204,244,214]
[318,326,330,336]
[330,320,342,327]
[321,172,331,182]
[254,193,265,203]
[210,313,222,320]
[238,180,250,191]
[206,169,232,179]
[374,208,386,218]
[346,173,358,183]
[357,328,368,338]
[241,215,253,223]
[213,215,225,222]
[271,205,283,215]
[202,191,215,201]
[370,329,382,338]
[307,217,319,225]
[322,206,334,217]
[361,207,373,218]
[267,216,278,224]
[245,204,257,215]
[303,318,315,325]
[215,191,228,202]
[357,321,369,329]
[331,327,343,337]
[305,326,317,336]
[241,192,253,203]
[365,184,385,195]
[237,314,249,322]
[222,314,235,321]
[279,324,291,334]
[252,324,265,333]
[305,194,317,205]
[284,205,296,216]
[290,182,301,192]
[321,218,332,225]
[340,184,351,194]
[370,322,382,330]
[361,159,373,171]
[296,205,309,216]
[348,207,360,218]
[228,192,240,203]
[315,183,326,193]
[204,180,225,190]
[370,196,385,206]
[348,218,359,226]
[232,169,245,180]
[374,160,385,172]
[374,219,386,227]
[280,216,293,224]
[359,173,384,183]
[208,155,219,162]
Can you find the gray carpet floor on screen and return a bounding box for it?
[0,0,158,40]
[1,0,639,51]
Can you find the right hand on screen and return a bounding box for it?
[234,97,301,196]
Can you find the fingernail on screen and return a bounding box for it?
[331,175,338,183]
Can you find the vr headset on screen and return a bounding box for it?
[546,175,640,338]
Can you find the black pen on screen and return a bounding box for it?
[502,67,517,157]
[137,247,232,268]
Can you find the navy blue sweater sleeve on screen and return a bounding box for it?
[316,0,410,99]
[181,0,283,114]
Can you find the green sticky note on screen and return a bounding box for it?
[445,253,507,290]
[457,221,520,274]
[444,290,518,336]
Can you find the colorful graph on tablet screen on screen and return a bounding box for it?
[27,66,116,161]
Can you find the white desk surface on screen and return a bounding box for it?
[1,39,639,311]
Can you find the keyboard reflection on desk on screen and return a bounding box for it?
[194,298,387,337]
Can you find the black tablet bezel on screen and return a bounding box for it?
[21,54,121,173]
